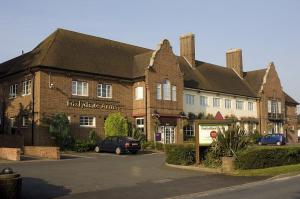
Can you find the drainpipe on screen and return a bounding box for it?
[31,72,35,146]
[145,83,148,141]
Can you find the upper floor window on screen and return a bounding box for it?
[185,94,195,105]
[236,100,244,110]
[248,102,254,111]
[22,80,32,96]
[172,86,177,101]
[80,116,95,127]
[163,79,171,100]
[72,81,88,96]
[225,99,231,109]
[97,84,112,98]
[9,84,17,98]
[156,83,162,100]
[135,86,144,100]
[268,100,281,114]
[213,98,220,108]
[200,96,208,107]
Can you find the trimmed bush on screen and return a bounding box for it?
[104,112,129,137]
[142,141,164,151]
[235,146,300,169]
[165,144,195,165]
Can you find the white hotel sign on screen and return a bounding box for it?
[199,125,228,146]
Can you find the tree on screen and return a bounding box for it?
[49,112,73,150]
[104,112,129,137]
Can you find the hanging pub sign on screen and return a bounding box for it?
[66,99,121,110]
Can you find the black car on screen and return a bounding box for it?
[94,136,141,155]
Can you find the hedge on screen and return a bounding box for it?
[142,141,164,151]
[165,144,195,165]
[235,146,300,169]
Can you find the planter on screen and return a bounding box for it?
[221,156,235,173]
[0,169,22,199]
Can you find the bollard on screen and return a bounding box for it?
[0,168,22,199]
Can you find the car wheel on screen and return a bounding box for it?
[115,147,122,155]
[258,142,262,146]
[276,141,281,146]
[131,151,138,154]
[95,146,101,153]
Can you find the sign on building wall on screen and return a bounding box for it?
[199,125,228,146]
[66,99,121,110]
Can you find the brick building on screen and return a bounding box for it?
[0,29,298,145]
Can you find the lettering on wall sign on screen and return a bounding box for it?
[66,99,121,110]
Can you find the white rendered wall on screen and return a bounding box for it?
[183,89,258,119]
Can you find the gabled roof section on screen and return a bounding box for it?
[284,92,299,105]
[244,68,267,94]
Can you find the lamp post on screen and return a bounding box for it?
[151,110,160,150]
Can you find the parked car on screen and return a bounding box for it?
[94,136,141,155]
[257,134,286,146]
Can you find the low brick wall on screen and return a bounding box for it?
[0,134,24,149]
[24,146,60,160]
[0,148,20,161]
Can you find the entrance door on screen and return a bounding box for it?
[164,126,175,144]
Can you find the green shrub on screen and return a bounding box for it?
[48,113,73,150]
[203,126,250,168]
[165,144,195,165]
[104,112,129,137]
[73,130,98,152]
[235,146,300,170]
[142,141,164,151]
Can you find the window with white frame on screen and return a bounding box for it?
[156,83,162,100]
[97,83,112,98]
[213,98,220,108]
[236,100,244,110]
[225,99,231,109]
[22,116,29,127]
[79,116,95,127]
[248,102,254,111]
[200,96,208,107]
[9,118,16,128]
[185,94,195,105]
[135,86,144,100]
[22,80,32,95]
[162,79,171,100]
[136,118,145,133]
[172,85,176,101]
[72,81,88,96]
[183,125,195,140]
[9,84,18,98]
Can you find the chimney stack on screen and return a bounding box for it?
[180,33,195,67]
[226,48,243,77]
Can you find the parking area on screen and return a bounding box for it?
[0,152,267,199]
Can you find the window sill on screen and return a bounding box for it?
[22,94,32,97]
[97,96,112,99]
[79,125,96,128]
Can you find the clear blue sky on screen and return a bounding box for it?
[0,0,299,111]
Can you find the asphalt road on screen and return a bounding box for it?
[168,174,300,199]
[0,152,266,199]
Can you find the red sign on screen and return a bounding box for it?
[210,131,217,139]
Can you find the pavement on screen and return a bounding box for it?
[0,152,267,199]
[168,174,300,199]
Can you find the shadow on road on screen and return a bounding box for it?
[22,177,71,199]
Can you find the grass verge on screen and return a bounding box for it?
[234,163,300,176]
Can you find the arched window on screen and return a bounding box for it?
[163,79,171,100]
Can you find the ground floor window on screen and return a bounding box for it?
[22,116,29,127]
[80,116,95,127]
[136,117,144,133]
[183,125,195,141]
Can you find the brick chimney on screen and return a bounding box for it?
[226,48,243,77]
[180,33,195,67]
